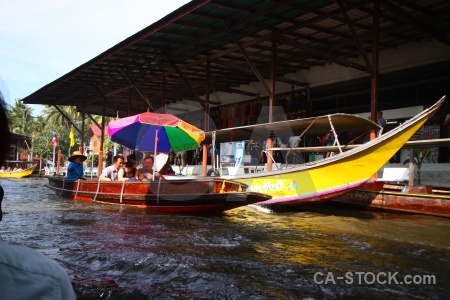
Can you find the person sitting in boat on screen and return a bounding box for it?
[138,156,164,181]
[118,161,138,181]
[99,155,124,181]
[66,150,87,180]
[159,157,175,176]
[0,166,5,173]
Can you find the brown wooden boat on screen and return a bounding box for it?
[45,177,271,213]
[333,181,450,218]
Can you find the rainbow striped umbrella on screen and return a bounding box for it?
[107,112,205,153]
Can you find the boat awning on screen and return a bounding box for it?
[204,114,381,144]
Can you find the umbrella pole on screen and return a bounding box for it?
[153,125,158,181]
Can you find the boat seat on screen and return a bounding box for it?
[376,167,409,183]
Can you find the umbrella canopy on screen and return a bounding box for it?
[107,112,205,153]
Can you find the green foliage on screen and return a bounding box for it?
[6,99,34,134]
[403,148,430,184]
[86,154,99,167]
[6,100,115,160]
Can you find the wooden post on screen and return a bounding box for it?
[202,144,208,176]
[98,151,103,178]
[57,150,61,175]
[408,148,415,186]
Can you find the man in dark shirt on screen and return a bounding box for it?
[247,140,262,166]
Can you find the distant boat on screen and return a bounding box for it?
[0,165,37,178]
[332,181,450,218]
[204,96,446,205]
[45,177,271,214]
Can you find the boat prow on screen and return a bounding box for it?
[0,165,37,178]
[209,96,446,206]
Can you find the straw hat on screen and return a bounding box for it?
[68,150,87,162]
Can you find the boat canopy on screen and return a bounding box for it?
[204,114,381,144]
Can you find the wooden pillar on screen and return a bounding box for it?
[162,76,166,114]
[98,100,106,176]
[202,60,211,176]
[80,109,85,153]
[204,59,210,132]
[267,37,277,171]
[408,149,415,186]
[370,0,380,141]
[57,149,61,175]
[128,89,132,116]
[202,144,208,176]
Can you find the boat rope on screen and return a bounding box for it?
[62,178,65,190]
[285,117,319,168]
[75,179,81,198]
[220,180,226,193]
[327,115,343,153]
[120,180,126,203]
[94,179,101,201]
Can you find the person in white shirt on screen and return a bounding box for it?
[0,91,76,299]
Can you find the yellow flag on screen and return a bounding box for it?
[69,126,75,147]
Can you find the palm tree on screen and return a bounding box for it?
[7,99,34,134]
[42,105,79,126]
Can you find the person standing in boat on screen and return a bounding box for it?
[99,155,124,181]
[377,110,386,136]
[66,151,87,180]
[247,139,262,166]
[105,148,113,167]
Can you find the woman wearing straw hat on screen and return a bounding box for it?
[66,150,87,180]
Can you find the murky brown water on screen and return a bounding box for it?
[1,177,449,299]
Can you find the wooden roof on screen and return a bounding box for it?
[22,0,450,118]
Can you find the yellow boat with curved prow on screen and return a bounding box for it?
[204,96,446,205]
[0,165,37,178]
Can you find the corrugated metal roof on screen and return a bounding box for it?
[22,0,450,118]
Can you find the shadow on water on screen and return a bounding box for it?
[1,177,449,299]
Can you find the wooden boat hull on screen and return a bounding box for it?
[45,177,271,213]
[0,165,37,178]
[224,97,445,205]
[332,181,450,218]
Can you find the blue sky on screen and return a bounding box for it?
[0,0,190,116]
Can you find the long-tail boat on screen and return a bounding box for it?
[332,181,450,218]
[203,96,446,206]
[0,165,37,178]
[45,177,271,213]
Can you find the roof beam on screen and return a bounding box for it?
[336,0,373,76]
[381,0,450,46]
[223,22,271,95]
[277,34,369,73]
[162,50,206,109]
[120,69,155,111]
[52,105,82,135]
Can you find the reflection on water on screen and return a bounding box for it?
[1,177,449,299]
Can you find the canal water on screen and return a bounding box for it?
[1,177,449,299]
